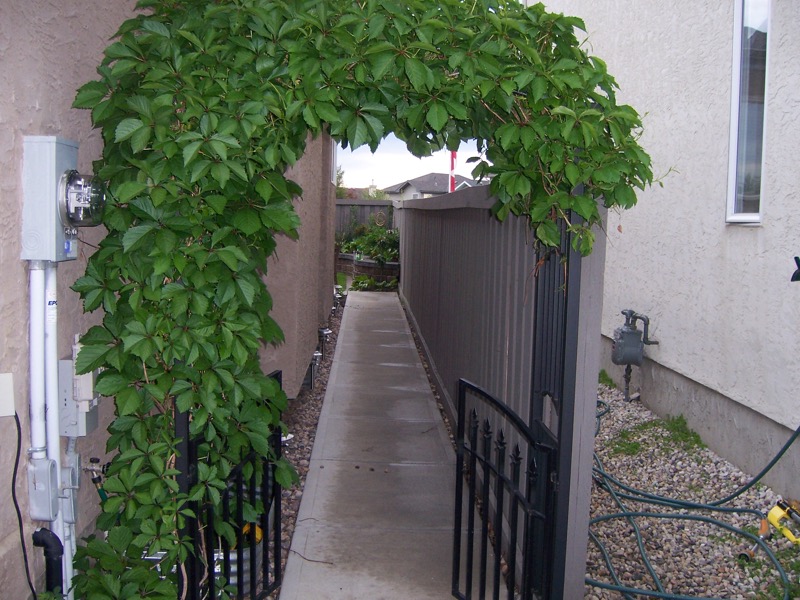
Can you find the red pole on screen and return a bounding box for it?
[450,151,456,192]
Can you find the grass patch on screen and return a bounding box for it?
[598,369,616,388]
[336,272,348,289]
[744,541,800,599]
[662,415,705,451]
[608,416,704,457]
[611,430,642,456]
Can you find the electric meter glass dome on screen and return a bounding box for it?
[58,170,106,227]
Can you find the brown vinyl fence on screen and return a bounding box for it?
[335,199,393,236]
[395,185,606,599]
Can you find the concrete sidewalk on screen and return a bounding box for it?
[279,291,457,600]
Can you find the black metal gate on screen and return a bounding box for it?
[452,225,582,600]
[452,380,559,600]
[176,371,283,599]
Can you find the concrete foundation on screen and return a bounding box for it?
[600,336,800,500]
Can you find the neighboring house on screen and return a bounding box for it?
[2,2,334,597]
[546,0,800,497]
[383,172,483,200]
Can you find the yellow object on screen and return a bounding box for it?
[236,523,263,546]
[768,501,800,545]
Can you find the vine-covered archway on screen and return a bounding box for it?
[71,0,651,595]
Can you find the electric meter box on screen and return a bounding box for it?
[21,136,79,262]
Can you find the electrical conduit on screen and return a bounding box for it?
[44,263,73,599]
[28,261,47,461]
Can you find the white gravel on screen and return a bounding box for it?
[587,385,799,599]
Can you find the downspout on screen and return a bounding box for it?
[44,263,72,598]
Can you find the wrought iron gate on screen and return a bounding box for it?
[452,225,582,600]
[452,380,558,600]
[176,371,283,599]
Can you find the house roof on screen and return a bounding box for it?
[383,173,483,195]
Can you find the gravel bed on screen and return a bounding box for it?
[265,304,798,599]
[587,385,798,599]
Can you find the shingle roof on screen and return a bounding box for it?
[383,173,482,195]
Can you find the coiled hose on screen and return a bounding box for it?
[587,400,800,600]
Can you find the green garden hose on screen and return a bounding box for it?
[587,400,800,600]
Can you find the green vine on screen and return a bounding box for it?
[70,0,651,596]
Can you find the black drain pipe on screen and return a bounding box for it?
[32,528,63,594]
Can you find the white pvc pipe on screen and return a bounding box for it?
[28,261,47,460]
[64,437,78,600]
[44,263,71,598]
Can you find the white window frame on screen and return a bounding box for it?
[726,0,770,224]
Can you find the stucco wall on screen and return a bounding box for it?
[261,135,337,399]
[541,0,800,491]
[1,1,137,596]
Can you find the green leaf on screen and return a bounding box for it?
[182,141,203,167]
[531,77,547,103]
[572,194,597,220]
[232,208,261,236]
[176,29,202,48]
[347,117,370,149]
[126,95,152,119]
[94,373,130,396]
[116,388,142,416]
[107,526,133,553]
[142,20,170,37]
[75,344,110,374]
[274,457,298,488]
[536,220,561,247]
[115,118,144,142]
[369,52,395,81]
[368,14,387,39]
[73,81,108,109]
[404,57,430,92]
[210,162,230,189]
[122,223,157,253]
[260,203,300,236]
[426,102,448,132]
[551,106,576,119]
[114,182,148,203]
[314,102,340,124]
[236,278,256,306]
[565,163,580,187]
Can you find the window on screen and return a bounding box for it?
[727,0,769,222]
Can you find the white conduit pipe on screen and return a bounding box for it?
[28,261,47,460]
[44,263,72,599]
[64,436,78,600]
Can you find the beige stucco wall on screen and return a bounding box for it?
[262,136,337,399]
[2,2,335,597]
[1,1,137,596]
[542,0,800,489]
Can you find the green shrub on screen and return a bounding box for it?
[341,225,399,265]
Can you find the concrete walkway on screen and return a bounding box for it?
[279,291,457,600]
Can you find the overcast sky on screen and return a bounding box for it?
[336,134,482,189]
